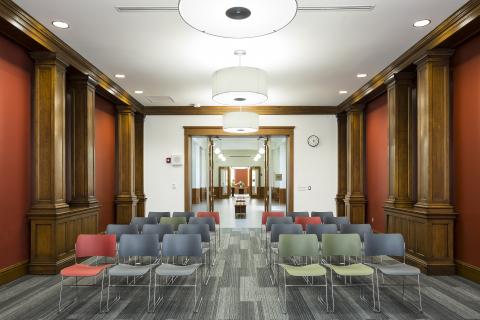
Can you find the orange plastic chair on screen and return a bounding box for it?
[295,216,322,231]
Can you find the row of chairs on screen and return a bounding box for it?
[58,223,218,313]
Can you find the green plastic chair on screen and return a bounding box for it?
[277,234,328,314]
[159,217,187,232]
[321,233,375,312]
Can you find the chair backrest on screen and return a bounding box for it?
[340,224,372,241]
[197,211,220,224]
[364,233,405,257]
[76,234,117,258]
[142,224,174,242]
[148,211,171,222]
[261,211,284,225]
[311,211,334,222]
[159,217,187,231]
[130,216,157,231]
[106,224,138,242]
[278,234,319,258]
[287,212,309,220]
[294,216,322,231]
[266,216,293,232]
[118,234,160,258]
[162,234,202,257]
[306,224,338,241]
[178,224,210,242]
[172,212,195,223]
[322,233,362,257]
[324,216,350,230]
[189,217,216,232]
[271,224,303,243]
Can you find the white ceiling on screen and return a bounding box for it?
[14,0,467,107]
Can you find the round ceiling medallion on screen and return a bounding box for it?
[178,0,298,38]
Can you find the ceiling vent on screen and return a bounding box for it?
[146,96,175,105]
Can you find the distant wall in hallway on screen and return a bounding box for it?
[144,115,338,213]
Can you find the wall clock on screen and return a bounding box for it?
[307,135,319,147]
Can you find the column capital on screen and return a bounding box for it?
[30,51,69,68]
[385,71,415,86]
[67,72,98,88]
[336,111,347,120]
[345,104,365,113]
[116,104,135,114]
[415,49,455,66]
[135,112,146,121]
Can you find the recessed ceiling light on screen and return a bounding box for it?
[193,104,201,108]
[339,90,348,94]
[357,73,368,78]
[134,90,143,94]
[52,21,69,29]
[115,74,126,79]
[413,19,431,27]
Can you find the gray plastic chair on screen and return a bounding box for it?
[148,212,171,222]
[143,224,174,243]
[324,216,350,230]
[364,233,422,312]
[130,216,158,232]
[106,234,159,312]
[173,211,195,223]
[287,211,309,220]
[340,224,372,242]
[178,224,210,243]
[306,224,338,241]
[106,224,138,242]
[189,217,215,232]
[266,216,293,232]
[270,224,303,243]
[311,211,334,223]
[154,234,203,312]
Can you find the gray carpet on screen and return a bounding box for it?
[0,228,479,320]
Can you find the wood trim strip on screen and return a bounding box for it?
[456,260,480,284]
[338,0,480,110]
[0,0,142,111]
[144,106,337,115]
[0,260,28,285]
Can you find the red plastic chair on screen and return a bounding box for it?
[58,234,116,312]
[261,212,285,252]
[295,216,322,231]
[197,211,221,250]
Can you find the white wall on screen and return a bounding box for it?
[144,115,338,213]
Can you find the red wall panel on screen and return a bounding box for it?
[452,33,480,268]
[234,169,249,186]
[0,35,32,268]
[365,94,388,232]
[95,95,116,231]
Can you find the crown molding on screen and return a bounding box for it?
[143,105,338,115]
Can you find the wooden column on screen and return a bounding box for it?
[335,112,347,216]
[134,113,146,217]
[68,73,98,207]
[384,72,416,208]
[115,105,138,224]
[344,106,367,224]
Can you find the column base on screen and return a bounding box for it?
[335,194,346,217]
[384,198,414,208]
[344,194,366,224]
[115,194,138,224]
[136,194,147,218]
[385,206,457,275]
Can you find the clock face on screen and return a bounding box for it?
[307,135,319,147]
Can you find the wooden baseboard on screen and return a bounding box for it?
[0,260,28,285]
[456,260,480,284]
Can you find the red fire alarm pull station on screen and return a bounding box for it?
[166,157,171,164]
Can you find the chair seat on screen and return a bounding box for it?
[279,264,327,277]
[155,263,201,276]
[369,263,420,276]
[109,263,155,277]
[202,247,209,254]
[326,263,373,276]
[60,263,111,277]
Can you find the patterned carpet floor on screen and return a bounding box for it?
[0,228,479,320]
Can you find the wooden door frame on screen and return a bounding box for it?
[218,166,230,199]
[249,166,261,198]
[184,126,294,212]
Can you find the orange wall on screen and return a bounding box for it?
[0,35,32,268]
[95,95,116,231]
[452,33,480,268]
[234,169,249,186]
[365,94,389,232]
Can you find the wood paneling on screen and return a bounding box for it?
[144,105,337,115]
[67,73,98,207]
[0,260,28,285]
[115,105,138,224]
[135,113,146,217]
[344,106,366,224]
[456,260,480,284]
[385,72,416,208]
[335,112,347,216]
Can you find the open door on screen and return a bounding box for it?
[249,166,261,198]
[218,166,230,199]
[264,138,270,212]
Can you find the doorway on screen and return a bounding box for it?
[184,127,294,228]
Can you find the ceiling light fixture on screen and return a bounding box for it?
[178,0,297,38]
[134,90,143,94]
[339,90,348,94]
[193,103,201,108]
[413,19,431,27]
[52,21,69,29]
[357,73,367,78]
[213,50,267,106]
[115,74,126,79]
